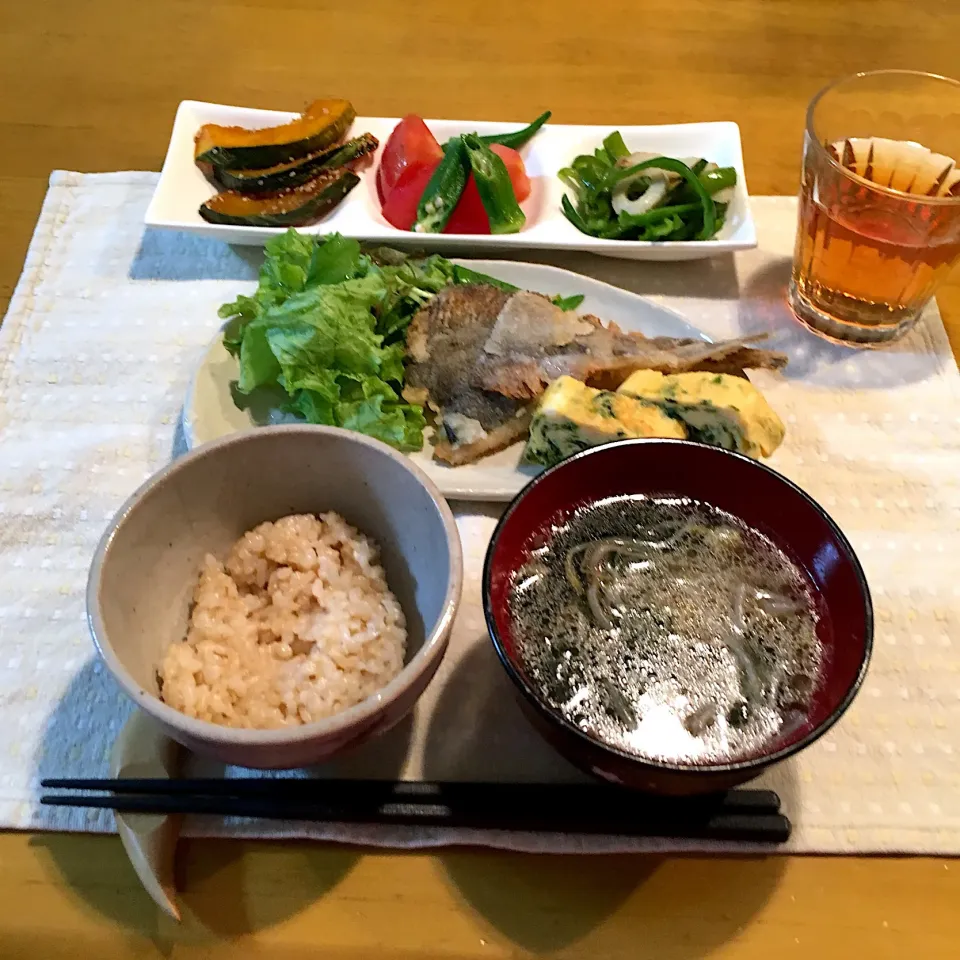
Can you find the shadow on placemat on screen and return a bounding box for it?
[737,256,941,387]
[129,230,262,282]
[308,713,417,780]
[129,228,745,305]
[476,248,742,302]
[171,415,189,460]
[34,659,134,822]
[422,636,590,784]
[185,712,417,783]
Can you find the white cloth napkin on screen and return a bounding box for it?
[0,172,958,853]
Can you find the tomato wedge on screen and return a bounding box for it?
[381,161,441,230]
[377,115,443,205]
[444,144,531,234]
[494,144,531,203]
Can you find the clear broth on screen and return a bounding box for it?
[508,495,824,765]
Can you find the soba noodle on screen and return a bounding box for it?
[508,495,824,764]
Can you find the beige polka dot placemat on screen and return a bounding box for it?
[0,172,958,854]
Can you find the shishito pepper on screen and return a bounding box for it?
[479,110,551,150]
[462,134,526,235]
[410,112,549,233]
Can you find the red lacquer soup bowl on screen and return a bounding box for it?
[483,439,873,796]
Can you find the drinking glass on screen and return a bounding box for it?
[788,70,960,346]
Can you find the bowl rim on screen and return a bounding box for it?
[482,438,874,776]
[88,424,464,746]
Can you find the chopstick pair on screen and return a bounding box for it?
[40,778,791,843]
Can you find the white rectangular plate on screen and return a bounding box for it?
[147,100,757,262]
[183,260,711,501]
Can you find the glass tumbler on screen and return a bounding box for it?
[788,70,960,346]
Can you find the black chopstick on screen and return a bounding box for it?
[41,777,781,811]
[40,778,790,843]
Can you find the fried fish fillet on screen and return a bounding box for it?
[476,293,788,399]
[403,285,534,465]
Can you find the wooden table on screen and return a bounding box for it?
[1,1,958,956]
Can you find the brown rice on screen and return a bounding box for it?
[159,513,407,728]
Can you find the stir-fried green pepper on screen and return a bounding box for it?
[609,156,716,240]
[669,165,737,205]
[559,131,737,242]
[602,130,630,161]
[560,194,594,234]
[612,202,702,234]
[412,139,470,233]
[462,134,526,234]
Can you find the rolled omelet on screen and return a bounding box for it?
[523,375,685,467]
[617,370,785,458]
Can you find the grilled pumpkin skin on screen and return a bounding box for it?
[212,133,379,193]
[198,170,360,227]
[194,99,356,169]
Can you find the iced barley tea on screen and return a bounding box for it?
[788,72,960,346]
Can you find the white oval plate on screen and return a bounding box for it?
[147,100,756,262]
[184,260,709,502]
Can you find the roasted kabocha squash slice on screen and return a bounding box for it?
[194,99,356,169]
[212,133,379,193]
[198,170,360,227]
